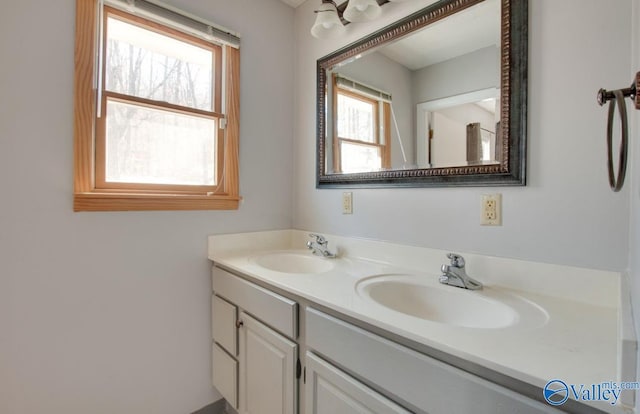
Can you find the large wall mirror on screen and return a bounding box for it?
[316,0,527,187]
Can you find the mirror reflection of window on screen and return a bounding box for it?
[340,140,382,173]
[333,77,391,173]
[337,93,376,143]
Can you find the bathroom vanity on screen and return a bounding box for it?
[208,230,636,414]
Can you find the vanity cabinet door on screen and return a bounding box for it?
[239,311,298,414]
[305,352,410,414]
[212,343,238,409]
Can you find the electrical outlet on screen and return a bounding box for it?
[342,192,353,214]
[481,194,502,226]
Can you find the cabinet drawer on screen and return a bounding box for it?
[212,294,237,355]
[305,352,410,414]
[212,266,298,339]
[212,343,238,409]
[306,308,560,414]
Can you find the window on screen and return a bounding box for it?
[332,76,391,174]
[74,0,240,211]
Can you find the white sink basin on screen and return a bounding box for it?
[252,251,335,274]
[356,274,548,329]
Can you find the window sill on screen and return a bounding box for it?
[74,192,241,212]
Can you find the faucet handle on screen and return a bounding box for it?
[309,233,326,244]
[446,253,465,268]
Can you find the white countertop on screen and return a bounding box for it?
[208,229,636,414]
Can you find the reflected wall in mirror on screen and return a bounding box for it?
[416,87,501,169]
[317,0,527,187]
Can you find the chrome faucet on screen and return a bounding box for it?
[306,233,337,258]
[439,253,483,290]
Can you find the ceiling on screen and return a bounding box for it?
[280,0,306,7]
[377,0,500,70]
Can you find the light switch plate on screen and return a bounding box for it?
[481,194,502,226]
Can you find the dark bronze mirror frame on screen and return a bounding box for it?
[316,0,528,188]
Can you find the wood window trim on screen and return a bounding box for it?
[332,80,391,173]
[73,0,240,211]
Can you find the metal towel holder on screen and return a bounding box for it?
[597,72,640,192]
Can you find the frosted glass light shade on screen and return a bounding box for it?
[310,2,345,39]
[343,0,382,22]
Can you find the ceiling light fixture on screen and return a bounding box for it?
[310,1,346,39]
[311,0,409,39]
[343,0,381,22]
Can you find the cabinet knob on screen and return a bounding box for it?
[236,320,244,328]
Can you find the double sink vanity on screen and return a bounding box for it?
[206,0,636,411]
[208,230,636,414]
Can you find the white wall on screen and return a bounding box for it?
[431,103,495,167]
[0,1,294,413]
[1,0,637,412]
[293,0,632,271]
[412,46,499,104]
